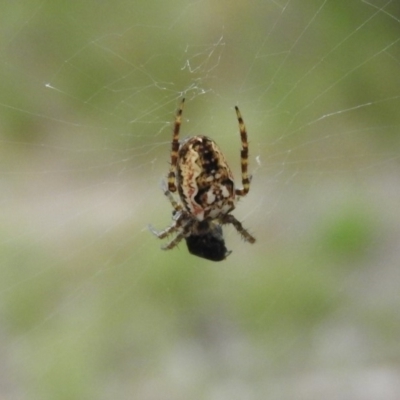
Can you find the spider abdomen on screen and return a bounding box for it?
[177,136,236,221]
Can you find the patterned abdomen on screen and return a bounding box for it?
[177,136,236,220]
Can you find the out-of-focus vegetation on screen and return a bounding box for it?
[1,1,400,399]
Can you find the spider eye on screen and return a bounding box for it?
[185,225,230,262]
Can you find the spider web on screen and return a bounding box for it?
[1,0,400,399]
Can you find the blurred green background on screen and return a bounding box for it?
[1,0,400,399]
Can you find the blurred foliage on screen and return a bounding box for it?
[1,0,400,399]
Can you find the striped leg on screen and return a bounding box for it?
[167,98,185,193]
[220,214,256,243]
[234,106,251,197]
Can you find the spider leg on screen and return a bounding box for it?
[220,214,256,243]
[150,208,195,250]
[148,208,187,239]
[161,232,185,250]
[167,98,185,193]
[157,214,194,250]
[161,180,183,212]
[148,183,184,238]
[234,105,251,197]
[148,222,179,239]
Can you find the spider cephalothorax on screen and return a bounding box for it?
[149,98,255,261]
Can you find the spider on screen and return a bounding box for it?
[149,98,255,261]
